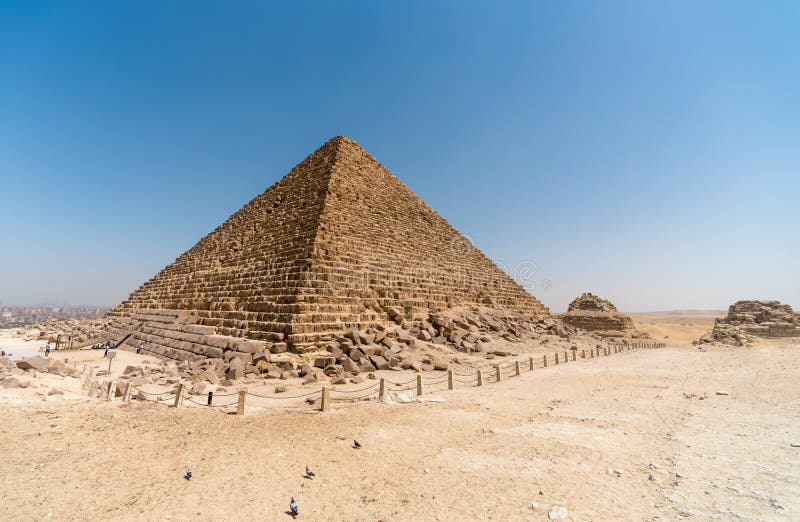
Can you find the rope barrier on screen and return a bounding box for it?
[330,382,381,395]
[421,374,448,383]
[331,389,378,402]
[386,377,417,386]
[247,389,322,400]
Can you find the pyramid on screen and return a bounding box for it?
[107,136,549,354]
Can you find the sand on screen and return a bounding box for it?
[1,316,798,521]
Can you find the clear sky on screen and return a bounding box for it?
[1,1,798,312]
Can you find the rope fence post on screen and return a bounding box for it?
[477,370,483,386]
[529,356,534,371]
[106,381,116,401]
[564,350,569,362]
[207,391,213,406]
[555,352,559,365]
[236,390,246,416]
[581,349,586,359]
[173,383,185,408]
[543,354,547,367]
[495,365,501,382]
[515,360,521,376]
[321,386,329,412]
[379,378,386,399]
[447,370,453,390]
[572,350,577,362]
[416,374,423,396]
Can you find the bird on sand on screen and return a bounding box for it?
[305,466,315,479]
[289,497,299,517]
[184,469,192,480]
[353,440,361,449]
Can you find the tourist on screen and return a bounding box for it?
[103,347,109,358]
[136,343,144,354]
[44,344,51,358]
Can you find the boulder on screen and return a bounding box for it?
[314,357,336,369]
[369,355,389,370]
[16,356,48,371]
[342,357,359,373]
[0,377,20,388]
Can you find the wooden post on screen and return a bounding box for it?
[581,349,585,359]
[122,382,132,403]
[447,370,453,390]
[555,352,559,364]
[515,360,521,376]
[173,383,185,408]
[321,386,329,412]
[564,350,568,362]
[477,370,483,386]
[495,365,502,382]
[207,391,213,406]
[106,381,116,401]
[543,354,547,367]
[529,356,534,371]
[590,348,594,358]
[236,390,246,416]
[416,374,423,396]
[379,378,386,398]
[572,350,576,362]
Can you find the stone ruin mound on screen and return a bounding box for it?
[697,300,800,346]
[105,136,550,360]
[560,293,646,338]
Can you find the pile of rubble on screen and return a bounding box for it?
[697,300,800,346]
[19,317,112,346]
[143,306,573,392]
[0,355,82,390]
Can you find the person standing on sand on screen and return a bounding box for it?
[103,346,108,358]
[44,344,51,358]
[136,343,144,354]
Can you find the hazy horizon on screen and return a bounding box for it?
[1,2,798,313]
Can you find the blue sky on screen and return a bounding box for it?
[1,1,798,311]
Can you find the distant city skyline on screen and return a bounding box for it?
[1,1,798,312]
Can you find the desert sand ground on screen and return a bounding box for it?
[1,315,798,521]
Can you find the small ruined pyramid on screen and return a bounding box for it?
[108,136,548,354]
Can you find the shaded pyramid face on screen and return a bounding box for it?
[109,136,549,352]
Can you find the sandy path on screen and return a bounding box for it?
[1,342,798,521]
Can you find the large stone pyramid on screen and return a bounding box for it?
[108,136,548,354]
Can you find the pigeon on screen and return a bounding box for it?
[184,469,192,480]
[353,440,361,449]
[305,466,315,479]
[289,497,298,517]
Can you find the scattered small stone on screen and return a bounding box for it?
[529,501,539,510]
[716,390,729,396]
[548,505,568,520]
